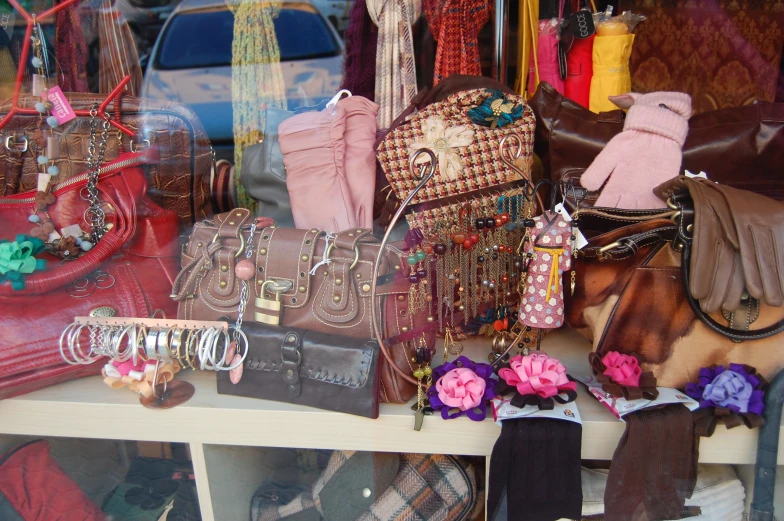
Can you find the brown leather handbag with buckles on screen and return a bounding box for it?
[171,209,435,403]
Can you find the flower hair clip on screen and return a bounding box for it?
[496,353,577,410]
[426,356,497,421]
[685,364,766,437]
[589,351,659,401]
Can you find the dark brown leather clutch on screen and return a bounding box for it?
[217,322,380,418]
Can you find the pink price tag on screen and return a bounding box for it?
[46,86,76,125]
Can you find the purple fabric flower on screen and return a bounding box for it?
[685,364,765,416]
[427,356,497,421]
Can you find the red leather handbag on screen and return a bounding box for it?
[0,150,180,399]
[0,440,105,520]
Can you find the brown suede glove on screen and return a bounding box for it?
[711,183,784,308]
[655,177,746,313]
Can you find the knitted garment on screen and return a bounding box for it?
[55,0,88,92]
[488,418,582,521]
[341,0,378,100]
[366,0,422,129]
[604,405,699,521]
[423,0,492,85]
[228,0,287,210]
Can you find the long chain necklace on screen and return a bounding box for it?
[83,104,110,244]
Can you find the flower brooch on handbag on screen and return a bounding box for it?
[589,351,658,400]
[495,352,577,409]
[685,364,766,436]
[466,90,524,129]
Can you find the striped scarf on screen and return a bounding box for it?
[366,0,422,129]
[227,0,286,211]
[97,0,143,95]
[424,0,491,85]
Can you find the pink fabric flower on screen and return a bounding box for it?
[498,353,576,398]
[436,367,487,411]
[601,352,642,388]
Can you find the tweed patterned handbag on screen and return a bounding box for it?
[377,88,536,207]
[251,451,480,521]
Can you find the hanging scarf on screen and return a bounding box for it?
[55,0,88,92]
[341,0,378,101]
[423,0,491,85]
[366,0,422,129]
[228,0,287,211]
[97,0,142,95]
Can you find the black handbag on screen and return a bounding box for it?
[217,322,380,418]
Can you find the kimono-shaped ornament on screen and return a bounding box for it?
[518,210,572,329]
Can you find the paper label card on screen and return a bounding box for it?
[575,375,698,421]
[492,396,583,425]
[46,86,76,125]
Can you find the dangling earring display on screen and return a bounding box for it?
[412,335,434,431]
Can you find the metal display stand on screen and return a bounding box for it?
[493,0,510,84]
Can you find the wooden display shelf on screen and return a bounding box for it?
[0,328,776,465]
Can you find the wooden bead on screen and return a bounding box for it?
[234,259,256,280]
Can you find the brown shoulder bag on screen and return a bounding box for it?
[568,192,784,388]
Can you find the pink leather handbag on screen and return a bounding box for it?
[279,92,379,233]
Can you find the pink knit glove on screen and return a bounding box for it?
[580,92,692,209]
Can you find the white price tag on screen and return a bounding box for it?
[492,396,583,425]
[574,375,698,421]
[60,224,84,238]
[37,173,51,192]
[554,202,589,250]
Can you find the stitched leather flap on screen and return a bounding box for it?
[241,323,375,388]
[255,227,322,308]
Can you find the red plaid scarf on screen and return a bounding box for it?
[424,0,492,85]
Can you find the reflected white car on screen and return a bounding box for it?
[311,0,352,34]
[142,0,344,157]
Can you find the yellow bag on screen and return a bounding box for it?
[589,34,634,113]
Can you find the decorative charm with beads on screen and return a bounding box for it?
[412,335,434,431]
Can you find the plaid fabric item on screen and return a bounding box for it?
[253,452,478,521]
[355,453,477,521]
[377,89,535,206]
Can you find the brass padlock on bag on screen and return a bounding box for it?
[256,280,284,325]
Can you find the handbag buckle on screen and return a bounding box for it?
[324,242,360,270]
[4,134,28,153]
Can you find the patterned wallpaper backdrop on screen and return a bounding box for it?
[625,0,784,114]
